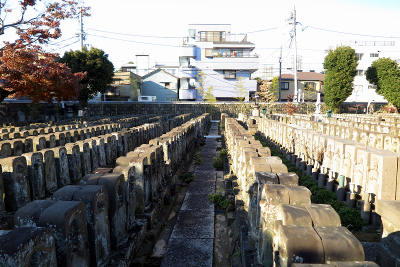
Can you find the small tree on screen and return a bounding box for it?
[303,82,318,101]
[366,57,400,109]
[195,70,216,102]
[61,47,114,106]
[323,46,357,112]
[257,77,278,102]
[234,77,248,102]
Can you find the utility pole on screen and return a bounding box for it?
[79,7,86,50]
[290,6,299,102]
[278,46,282,102]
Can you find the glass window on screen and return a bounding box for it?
[356,53,363,60]
[224,70,236,79]
[304,82,316,90]
[205,48,213,57]
[356,70,364,76]
[200,31,206,41]
[370,53,379,58]
[281,82,289,90]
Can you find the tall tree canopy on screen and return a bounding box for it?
[323,46,357,112]
[366,57,400,109]
[60,47,114,106]
[0,0,89,102]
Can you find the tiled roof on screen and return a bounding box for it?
[281,72,325,81]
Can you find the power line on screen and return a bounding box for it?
[87,28,185,39]
[307,25,400,39]
[87,33,183,48]
[49,39,80,52]
[48,36,77,46]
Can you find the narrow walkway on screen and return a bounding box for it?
[161,121,219,267]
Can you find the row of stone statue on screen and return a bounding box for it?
[222,113,378,267]
[0,113,209,266]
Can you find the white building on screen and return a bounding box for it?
[345,40,400,103]
[178,24,258,101]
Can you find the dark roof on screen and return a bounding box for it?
[142,68,179,80]
[281,72,325,81]
[213,41,255,45]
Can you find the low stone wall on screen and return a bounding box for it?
[252,115,400,228]
[0,112,207,266]
[0,101,325,124]
[222,114,377,267]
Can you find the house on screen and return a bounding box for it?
[141,68,179,102]
[105,71,142,101]
[343,40,400,104]
[178,24,258,101]
[280,72,325,102]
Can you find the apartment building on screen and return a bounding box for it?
[178,24,258,101]
[344,40,400,103]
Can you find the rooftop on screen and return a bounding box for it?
[281,72,325,81]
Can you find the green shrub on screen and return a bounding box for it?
[253,132,364,231]
[213,149,227,170]
[193,153,202,165]
[209,193,230,210]
[182,172,194,183]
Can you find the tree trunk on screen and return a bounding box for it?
[0,89,12,103]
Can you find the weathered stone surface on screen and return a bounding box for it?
[0,165,4,212]
[51,147,70,188]
[22,152,45,200]
[15,200,90,267]
[53,185,111,266]
[0,142,12,158]
[43,149,58,195]
[113,165,136,231]
[315,226,365,262]
[275,225,325,266]
[304,204,341,227]
[161,238,213,267]
[33,136,46,152]
[0,227,57,266]
[65,144,82,183]
[277,172,299,185]
[87,173,127,249]
[0,156,30,211]
[89,139,99,171]
[76,141,92,177]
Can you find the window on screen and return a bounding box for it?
[224,70,236,79]
[205,48,213,57]
[304,82,316,90]
[281,82,289,90]
[200,31,206,41]
[370,53,379,58]
[356,53,364,60]
[368,85,377,90]
[199,31,225,42]
[162,82,171,89]
[356,70,364,76]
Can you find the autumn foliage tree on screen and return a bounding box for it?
[0,0,89,102]
[256,77,278,102]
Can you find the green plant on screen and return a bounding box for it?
[366,57,400,109]
[193,153,202,165]
[181,172,194,183]
[254,133,364,231]
[209,192,230,210]
[323,46,357,112]
[213,149,227,170]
